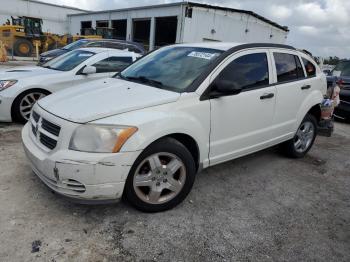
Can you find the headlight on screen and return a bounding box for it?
[0,80,17,91]
[69,125,138,153]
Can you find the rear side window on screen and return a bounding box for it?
[216,53,269,91]
[93,56,133,73]
[302,58,316,77]
[274,53,301,82]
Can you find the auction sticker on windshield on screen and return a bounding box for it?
[188,51,218,60]
[78,53,94,57]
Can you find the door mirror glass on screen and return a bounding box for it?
[211,79,242,97]
[82,65,97,75]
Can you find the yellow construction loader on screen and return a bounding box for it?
[0,16,101,57]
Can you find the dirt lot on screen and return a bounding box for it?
[0,122,348,262]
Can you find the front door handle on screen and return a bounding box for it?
[301,85,311,90]
[260,93,274,100]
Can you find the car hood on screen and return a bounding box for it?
[38,78,181,123]
[0,66,57,80]
[40,48,67,57]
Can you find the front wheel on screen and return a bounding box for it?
[124,137,196,212]
[281,114,317,158]
[12,90,50,123]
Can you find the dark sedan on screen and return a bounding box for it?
[327,60,350,121]
[39,39,145,65]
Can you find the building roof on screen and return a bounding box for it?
[25,0,89,12]
[67,1,289,32]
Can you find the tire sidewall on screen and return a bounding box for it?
[124,137,196,212]
[292,114,318,158]
[14,39,33,57]
[12,90,49,123]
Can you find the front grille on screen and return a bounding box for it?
[42,118,61,136]
[32,124,37,136]
[31,111,60,150]
[40,133,57,150]
[32,111,40,122]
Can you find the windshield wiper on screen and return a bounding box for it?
[123,75,165,88]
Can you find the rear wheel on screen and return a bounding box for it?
[281,114,317,158]
[125,137,196,212]
[13,38,33,57]
[12,90,50,123]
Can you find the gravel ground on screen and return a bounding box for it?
[0,122,349,262]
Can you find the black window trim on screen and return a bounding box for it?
[195,43,296,100]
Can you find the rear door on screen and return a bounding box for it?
[270,50,312,138]
[209,50,277,165]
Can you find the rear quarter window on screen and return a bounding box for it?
[302,57,316,77]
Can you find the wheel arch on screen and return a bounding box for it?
[295,90,323,129]
[137,132,201,172]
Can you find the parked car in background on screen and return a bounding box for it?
[326,60,350,120]
[38,39,145,65]
[22,43,326,212]
[0,48,141,123]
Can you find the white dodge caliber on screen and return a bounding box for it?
[22,43,327,212]
[0,48,140,123]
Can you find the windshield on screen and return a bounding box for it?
[332,61,350,77]
[119,46,223,92]
[43,50,95,71]
[63,40,89,51]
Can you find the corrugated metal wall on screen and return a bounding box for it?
[0,0,85,34]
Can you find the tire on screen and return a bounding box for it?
[12,89,50,123]
[124,137,196,212]
[280,114,317,158]
[13,38,33,57]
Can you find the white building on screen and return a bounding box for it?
[0,0,86,34]
[68,2,289,50]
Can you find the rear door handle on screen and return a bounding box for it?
[301,85,311,90]
[260,93,274,100]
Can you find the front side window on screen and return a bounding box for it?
[274,53,299,82]
[43,50,95,71]
[302,57,316,77]
[119,46,223,92]
[215,53,269,91]
[93,56,133,73]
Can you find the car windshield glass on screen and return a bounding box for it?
[332,61,350,77]
[43,50,95,71]
[63,40,89,51]
[118,46,223,92]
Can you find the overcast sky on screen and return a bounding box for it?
[47,0,349,58]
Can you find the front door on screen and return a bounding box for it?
[209,50,276,165]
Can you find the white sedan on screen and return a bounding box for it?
[0,48,140,123]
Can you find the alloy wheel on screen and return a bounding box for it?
[19,92,46,121]
[294,121,315,153]
[133,152,186,205]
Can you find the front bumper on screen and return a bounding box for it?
[0,95,14,122]
[22,123,141,202]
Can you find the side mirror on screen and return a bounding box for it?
[210,79,242,98]
[81,66,96,75]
